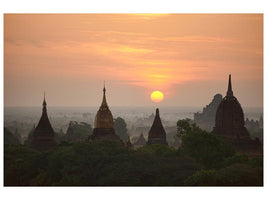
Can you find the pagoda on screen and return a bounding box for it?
[213,75,262,154]
[133,132,146,149]
[91,85,122,143]
[31,93,55,150]
[147,108,168,145]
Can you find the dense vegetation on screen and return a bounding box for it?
[4,119,263,186]
[4,142,201,186]
[114,117,128,142]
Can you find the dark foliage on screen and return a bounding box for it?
[4,128,21,145]
[63,121,92,142]
[4,142,201,186]
[114,117,128,142]
[177,119,236,168]
[184,164,263,186]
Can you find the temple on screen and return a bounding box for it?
[134,132,146,149]
[213,75,262,154]
[194,93,223,131]
[31,93,56,150]
[91,85,122,143]
[147,108,168,145]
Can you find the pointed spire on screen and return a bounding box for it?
[43,91,47,107]
[156,108,159,116]
[227,74,233,97]
[101,82,108,108]
[42,91,47,114]
[147,108,167,145]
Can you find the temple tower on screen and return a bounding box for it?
[213,75,249,139]
[91,85,122,142]
[213,75,262,154]
[31,93,55,150]
[147,108,168,145]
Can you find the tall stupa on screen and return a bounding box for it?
[91,85,122,142]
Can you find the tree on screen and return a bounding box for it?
[114,117,128,142]
[4,128,21,145]
[176,118,192,137]
[64,121,92,142]
[176,119,235,168]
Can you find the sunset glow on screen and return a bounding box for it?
[4,14,263,107]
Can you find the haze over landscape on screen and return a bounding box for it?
[3,13,264,188]
[4,14,263,107]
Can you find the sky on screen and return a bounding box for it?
[4,14,263,107]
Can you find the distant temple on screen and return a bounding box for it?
[31,94,56,150]
[91,85,122,143]
[194,94,223,131]
[147,108,168,145]
[134,132,146,149]
[213,75,262,154]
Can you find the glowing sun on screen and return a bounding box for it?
[151,91,164,103]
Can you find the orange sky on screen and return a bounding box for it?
[4,14,263,107]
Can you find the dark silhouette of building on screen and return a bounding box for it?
[147,108,168,145]
[213,75,262,155]
[133,132,146,149]
[194,93,223,131]
[91,85,122,143]
[31,94,56,150]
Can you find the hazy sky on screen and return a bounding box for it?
[4,14,263,107]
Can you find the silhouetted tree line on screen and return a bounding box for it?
[4,119,263,186]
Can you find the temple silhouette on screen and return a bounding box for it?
[134,132,146,149]
[31,94,56,150]
[194,93,223,131]
[91,85,122,143]
[147,108,168,145]
[213,75,262,154]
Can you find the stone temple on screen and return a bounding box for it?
[194,93,223,131]
[91,85,122,143]
[31,94,55,150]
[213,75,262,154]
[147,108,168,145]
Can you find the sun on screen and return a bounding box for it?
[151,91,164,103]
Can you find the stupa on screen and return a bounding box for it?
[213,75,262,154]
[213,75,249,139]
[91,85,122,143]
[147,108,168,145]
[31,94,55,150]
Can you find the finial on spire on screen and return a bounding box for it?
[103,81,106,94]
[43,91,47,107]
[227,74,233,97]
[100,82,108,108]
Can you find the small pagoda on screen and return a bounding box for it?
[147,108,168,145]
[31,93,55,150]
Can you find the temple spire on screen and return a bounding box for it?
[156,108,159,116]
[43,91,47,106]
[101,82,108,108]
[227,74,233,97]
[42,91,47,113]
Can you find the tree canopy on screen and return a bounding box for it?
[114,117,128,142]
[176,119,236,168]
